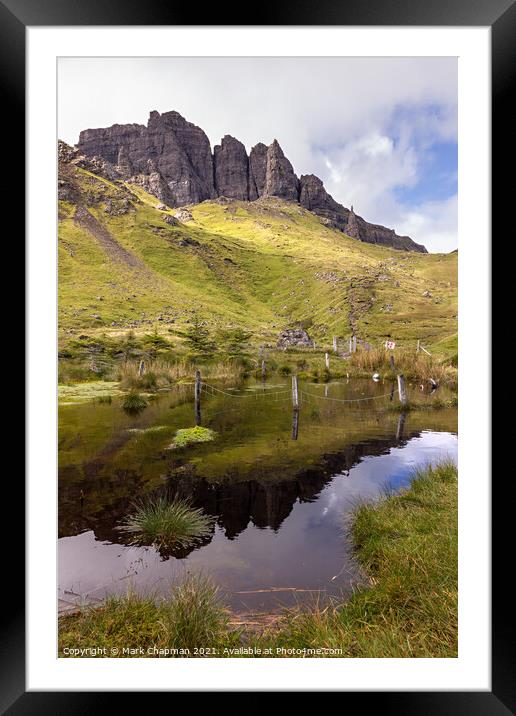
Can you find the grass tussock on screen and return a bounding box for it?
[122,391,149,413]
[117,496,213,549]
[59,575,233,657]
[169,426,217,449]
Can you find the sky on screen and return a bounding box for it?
[58,57,457,253]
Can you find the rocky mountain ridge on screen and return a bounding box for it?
[73,109,426,252]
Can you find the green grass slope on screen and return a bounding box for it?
[59,164,457,352]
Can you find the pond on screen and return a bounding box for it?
[58,377,457,614]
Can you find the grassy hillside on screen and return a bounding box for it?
[59,164,457,355]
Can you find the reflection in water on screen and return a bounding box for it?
[58,378,457,611]
[396,411,407,442]
[291,408,299,441]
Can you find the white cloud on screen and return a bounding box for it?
[58,56,457,251]
[395,195,458,254]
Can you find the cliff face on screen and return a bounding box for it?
[75,109,426,252]
[213,135,250,201]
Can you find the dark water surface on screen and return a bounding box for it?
[58,378,457,612]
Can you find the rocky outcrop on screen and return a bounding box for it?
[345,205,360,240]
[264,140,299,200]
[78,110,216,206]
[213,135,250,200]
[277,328,313,349]
[298,175,426,252]
[70,110,427,251]
[249,143,268,200]
[299,174,349,232]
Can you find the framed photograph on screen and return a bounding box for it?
[5,0,510,706]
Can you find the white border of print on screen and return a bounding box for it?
[27,26,490,691]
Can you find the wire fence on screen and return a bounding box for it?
[200,380,396,406]
[200,382,291,400]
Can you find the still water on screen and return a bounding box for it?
[58,378,457,613]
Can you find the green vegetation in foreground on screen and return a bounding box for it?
[59,575,235,657]
[59,462,457,658]
[116,497,213,549]
[169,426,217,449]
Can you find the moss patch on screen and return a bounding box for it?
[169,426,217,449]
[58,381,122,404]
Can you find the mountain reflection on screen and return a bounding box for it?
[58,430,418,559]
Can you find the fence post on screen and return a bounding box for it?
[352,336,357,353]
[349,338,353,354]
[333,336,338,353]
[292,375,299,411]
[390,354,395,370]
[138,359,145,376]
[417,339,420,353]
[325,352,330,370]
[397,373,408,405]
[194,369,202,425]
[261,360,266,380]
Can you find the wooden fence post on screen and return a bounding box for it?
[325,352,330,370]
[194,369,202,425]
[349,338,353,354]
[261,360,266,380]
[352,336,357,353]
[397,373,408,405]
[291,375,299,411]
[138,359,145,376]
[417,339,420,353]
[390,354,395,370]
[333,336,338,353]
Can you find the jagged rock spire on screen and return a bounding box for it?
[346,205,360,240]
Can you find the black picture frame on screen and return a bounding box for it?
[4,0,511,708]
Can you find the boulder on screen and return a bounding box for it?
[277,328,313,349]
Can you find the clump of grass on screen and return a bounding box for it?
[162,575,230,652]
[122,391,149,413]
[117,496,213,549]
[169,426,217,449]
[58,575,233,657]
[278,365,292,375]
